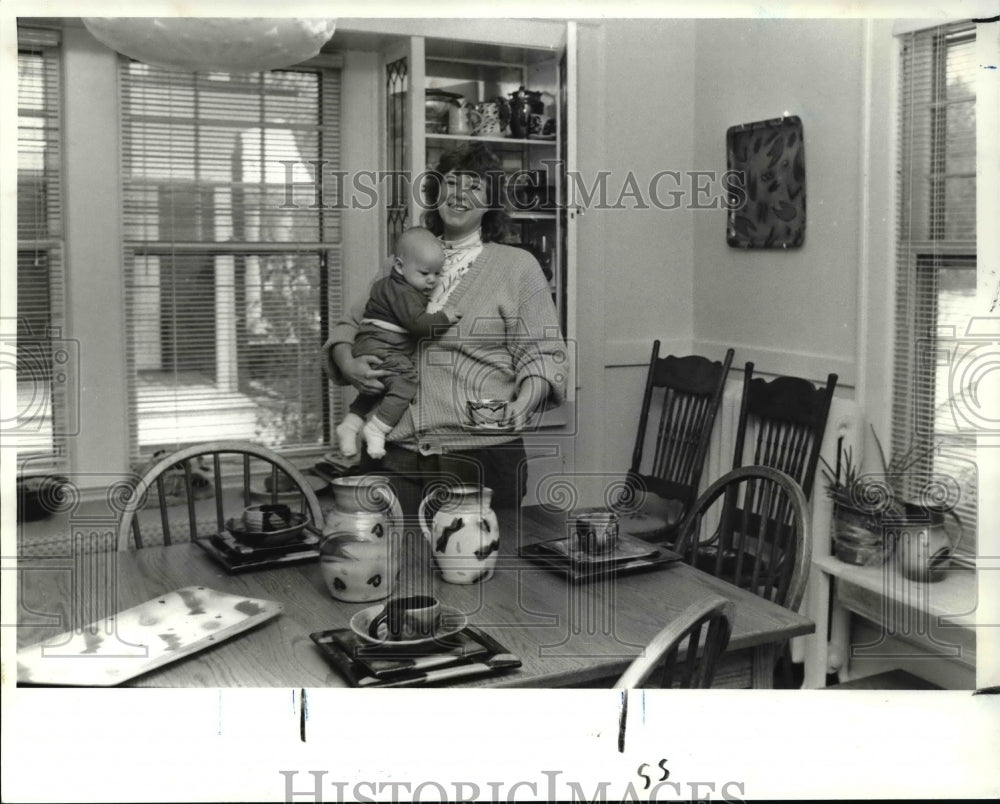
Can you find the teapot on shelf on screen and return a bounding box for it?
[507,86,547,138]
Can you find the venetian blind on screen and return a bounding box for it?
[15,26,67,471]
[119,58,343,460]
[893,21,978,557]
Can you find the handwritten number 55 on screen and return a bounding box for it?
[637,759,670,789]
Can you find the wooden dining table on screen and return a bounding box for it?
[16,505,814,688]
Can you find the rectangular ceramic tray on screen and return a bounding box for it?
[520,536,683,580]
[17,586,282,687]
[310,626,521,688]
[195,533,320,573]
[544,531,662,564]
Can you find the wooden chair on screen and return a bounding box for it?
[674,466,811,688]
[675,465,812,612]
[117,440,325,550]
[618,342,734,544]
[614,596,735,689]
[731,362,838,500]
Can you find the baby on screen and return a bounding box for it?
[336,227,460,459]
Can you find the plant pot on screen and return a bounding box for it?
[831,501,889,566]
[890,502,961,583]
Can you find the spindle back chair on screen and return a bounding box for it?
[117,440,325,550]
[614,596,735,689]
[621,342,734,544]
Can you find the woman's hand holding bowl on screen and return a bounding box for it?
[504,376,549,430]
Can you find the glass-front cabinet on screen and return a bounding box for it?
[382,31,574,336]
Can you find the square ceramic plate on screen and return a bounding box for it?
[520,536,682,580]
[545,531,662,564]
[310,625,521,688]
[195,533,320,573]
[17,586,282,686]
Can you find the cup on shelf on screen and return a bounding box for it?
[447,100,481,135]
[529,113,556,138]
[473,100,508,137]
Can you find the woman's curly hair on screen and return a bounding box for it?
[421,142,511,243]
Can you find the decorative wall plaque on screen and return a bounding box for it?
[726,115,805,248]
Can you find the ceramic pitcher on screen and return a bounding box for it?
[320,475,403,602]
[892,502,962,583]
[419,485,500,584]
[447,99,481,135]
[472,98,509,137]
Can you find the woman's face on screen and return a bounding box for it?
[437,170,489,239]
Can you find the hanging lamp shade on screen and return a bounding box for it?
[82,17,336,73]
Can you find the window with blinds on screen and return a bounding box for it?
[119,59,343,459]
[893,22,978,558]
[14,27,67,471]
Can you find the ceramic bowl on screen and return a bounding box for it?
[466,398,511,429]
[425,89,462,132]
[225,512,309,548]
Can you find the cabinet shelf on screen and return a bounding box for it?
[509,211,557,221]
[426,133,557,146]
[385,32,570,334]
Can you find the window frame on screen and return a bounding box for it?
[13,25,69,474]
[891,20,979,560]
[117,54,344,462]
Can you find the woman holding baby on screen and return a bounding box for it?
[323,143,567,516]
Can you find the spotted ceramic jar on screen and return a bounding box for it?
[320,476,402,602]
[419,485,500,584]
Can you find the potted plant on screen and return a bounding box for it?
[820,426,935,566]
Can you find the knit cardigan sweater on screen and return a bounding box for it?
[325,242,568,453]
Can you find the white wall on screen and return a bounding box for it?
[571,18,884,498]
[690,18,870,389]
[571,19,699,503]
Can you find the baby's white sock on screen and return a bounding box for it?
[335,412,364,457]
[362,416,393,459]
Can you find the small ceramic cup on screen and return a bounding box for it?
[367,595,441,641]
[574,511,620,555]
[529,113,555,137]
[473,101,505,136]
[467,399,510,429]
